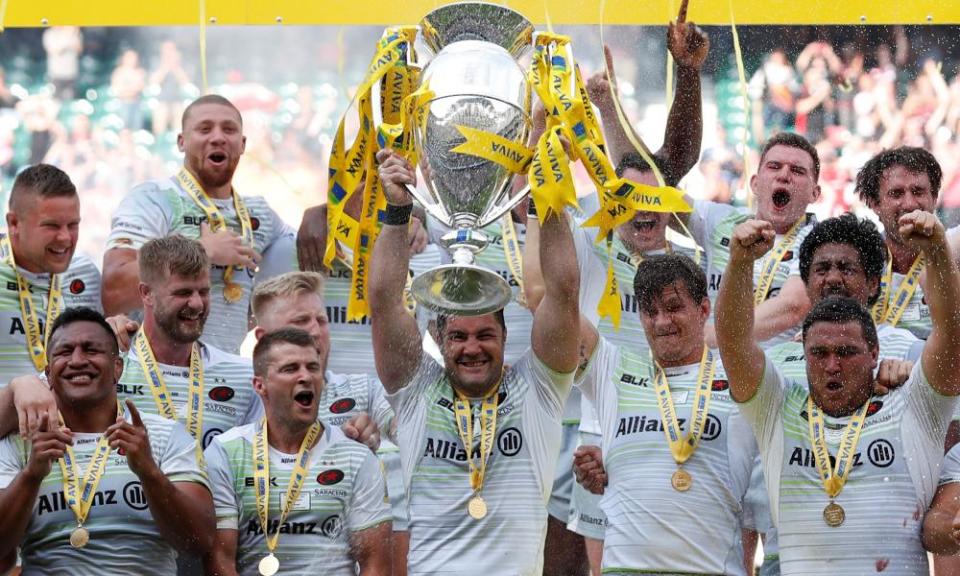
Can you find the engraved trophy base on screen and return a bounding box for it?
[411,263,512,316]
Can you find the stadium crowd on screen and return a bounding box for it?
[0,17,959,576]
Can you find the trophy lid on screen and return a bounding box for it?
[420,2,534,58]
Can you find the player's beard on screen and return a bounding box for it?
[155,299,208,344]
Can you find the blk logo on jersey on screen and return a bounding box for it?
[117,383,145,396]
[329,398,356,414]
[620,373,650,387]
[497,427,523,457]
[208,386,235,402]
[317,469,345,485]
[69,279,86,294]
[867,439,895,467]
[123,481,149,510]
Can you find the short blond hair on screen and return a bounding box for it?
[251,271,325,321]
[139,235,209,286]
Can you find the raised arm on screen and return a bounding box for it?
[523,208,598,367]
[102,248,143,316]
[902,211,960,395]
[715,219,776,402]
[531,208,580,373]
[369,149,425,393]
[662,19,708,183]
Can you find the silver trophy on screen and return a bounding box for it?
[403,2,534,316]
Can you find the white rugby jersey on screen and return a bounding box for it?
[688,199,815,349]
[426,217,532,366]
[750,322,922,566]
[577,337,756,575]
[740,357,955,575]
[0,253,101,387]
[118,338,262,449]
[106,178,295,353]
[323,243,440,377]
[205,422,389,576]
[387,351,573,575]
[0,413,207,575]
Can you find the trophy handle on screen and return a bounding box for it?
[478,184,530,227]
[405,183,452,224]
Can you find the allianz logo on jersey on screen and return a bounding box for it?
[38,489,118,515]
[616,414,722,441]
[423,427,524,461]
[789,439,896,470]
[245,515,342,538]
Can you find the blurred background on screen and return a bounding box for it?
[2,23,960,262]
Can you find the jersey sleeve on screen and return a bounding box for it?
[735,355,788,455]
[346,449,391,533]
[255,229,298,284]
[688,199,737,250]
[384,354,441,417]
[105,182,174,250]
[367,377,396,442]
[940,444,960,487]
[203,438,240,530]
[156,419,210,489]
[904,360,958,445]
[0,435,26,489]
[574,337,617,405]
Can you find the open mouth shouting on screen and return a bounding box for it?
[631,213,659,233]
[771,189,792,209]
[207,150,228,168]
[293,388,316,408]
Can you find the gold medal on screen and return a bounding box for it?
[823,502,845,527]
[70,526,90,548]
[468,495,488,520]
[671,468,693,492]
[258,553,280,576]
[223,282,243,303]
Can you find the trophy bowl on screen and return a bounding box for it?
[406,3,534,316]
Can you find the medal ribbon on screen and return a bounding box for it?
[0,234,61,372]
[452,385,500,497]
[653,347,716,464]
[500,216,526,307]
[58,402,123,529]
[871,253,923,327]
[325,27,420,323]
[753,217,804,306]
[807,395,870,498]
[175,167,253,301]
[253,417,322,554]
[134,331,205,464]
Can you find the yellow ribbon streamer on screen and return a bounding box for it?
[450,124,534,174]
